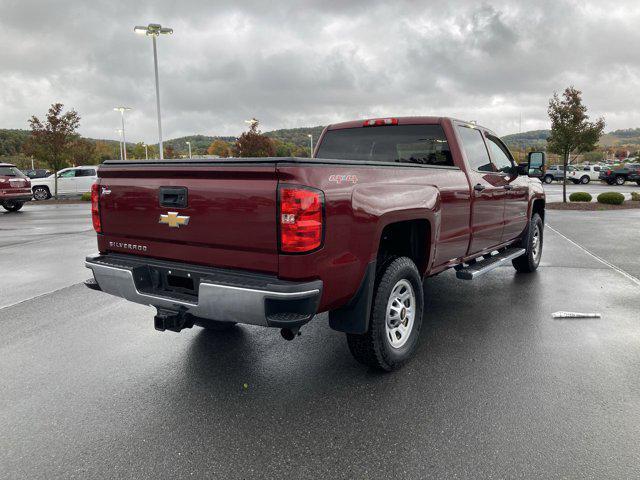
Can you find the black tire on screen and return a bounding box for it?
[346,256,424,371]
[543,175,553,184]
[194,319,237,331]
[615,175,626,186]
[513,213,543,273]
[580,176,590,184]
[33,186,50,200]
[607,180,615,185]
[636,180,640,186]
[1,201,24,212]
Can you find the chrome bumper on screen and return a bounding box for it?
[85,254,322,328]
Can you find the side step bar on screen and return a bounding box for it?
[455,248,526,280]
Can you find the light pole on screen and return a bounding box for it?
[114,107,132,160]
[186,141,192,159]
[142,143,148,160]
[307,133,313,158]
[134,23,173,160]
[116,129,124,160]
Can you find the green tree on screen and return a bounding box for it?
[547,87,605,202]
[26,103,81,198]
[234,120,276,157]
[69,138,97,165]
[207,139,232,157]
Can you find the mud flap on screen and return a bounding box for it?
[328,261,376,334]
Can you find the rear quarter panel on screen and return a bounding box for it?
[277,164,471,311]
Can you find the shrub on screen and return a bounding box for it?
[597,192,625,205]
[569,192,592,202]
[631,192,640,202]
[81,192,91,202]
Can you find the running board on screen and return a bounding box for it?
[455,248,526,280]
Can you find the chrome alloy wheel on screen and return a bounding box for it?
[532,225,542,262]
[385,279,416,349]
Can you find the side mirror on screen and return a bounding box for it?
[527,151,546,177]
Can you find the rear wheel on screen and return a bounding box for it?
[33,186,50,200]
[513,213,543,273]
[615,175,626,186]
[346,256,424,371]
[194,319,237,331]
[580,176,590,184]
[543,175,553,184]
[1,201,24,212]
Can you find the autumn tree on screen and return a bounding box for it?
[164,144,176,158]
[207,139,232,157]
[547,87,605,202]
[26,103,81,198]
[234,120,276,157]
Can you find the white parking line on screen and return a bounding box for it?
[546,224,640,288]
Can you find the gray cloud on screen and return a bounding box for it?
[1,0,639,143]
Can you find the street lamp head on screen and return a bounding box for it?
[307,134,312,138]
[186,141,191,146]
[113,106,132,113]
[134,23,173,36]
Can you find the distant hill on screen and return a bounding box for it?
[3,124,640,160]
[502,130,550,150]
[264,126,326,147]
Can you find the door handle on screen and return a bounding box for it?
[473,183,486,192]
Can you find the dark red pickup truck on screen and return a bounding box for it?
[85,117,545,370]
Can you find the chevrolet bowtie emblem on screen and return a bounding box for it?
[159,212,190,228]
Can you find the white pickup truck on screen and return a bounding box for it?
[567,165,602,184]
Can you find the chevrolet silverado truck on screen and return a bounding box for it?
[85,117,546,371]
[0,163,32,212]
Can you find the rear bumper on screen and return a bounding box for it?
[0,192,32,202]
[85,253,322,328]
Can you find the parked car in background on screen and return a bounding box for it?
[23,168,52,179]
[0,163,32,212]
[598,164,640,186]
[567,165,602,184]
[31,166,98,200]
[542,165,577,184]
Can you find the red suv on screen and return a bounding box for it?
[0,163,32,212]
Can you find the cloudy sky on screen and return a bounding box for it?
[1,0,639,143]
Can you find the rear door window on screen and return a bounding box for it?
[78,169,96,176]
[456,125,493,172]
[316,124,454,166]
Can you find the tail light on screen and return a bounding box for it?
[606,170,612,175]
[363,118,398,127]
[279,186,324,253]
[91,183,101,233]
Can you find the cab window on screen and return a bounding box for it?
[456,125,493,172]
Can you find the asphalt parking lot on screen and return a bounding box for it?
[2,202,640,479]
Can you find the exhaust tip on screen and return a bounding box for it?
[280,328,299,341]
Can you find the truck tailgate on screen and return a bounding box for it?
[97,164,279,274]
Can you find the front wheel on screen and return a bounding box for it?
[543,175,554,184]
[580,176,590,184]
[346,256,424,371]
[1,201,24,212]
[513,213,543,273]
[615,176,626,186]
[33,186,50,200]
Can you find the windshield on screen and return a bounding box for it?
[0,166,26,178]
[316,124,454,166]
